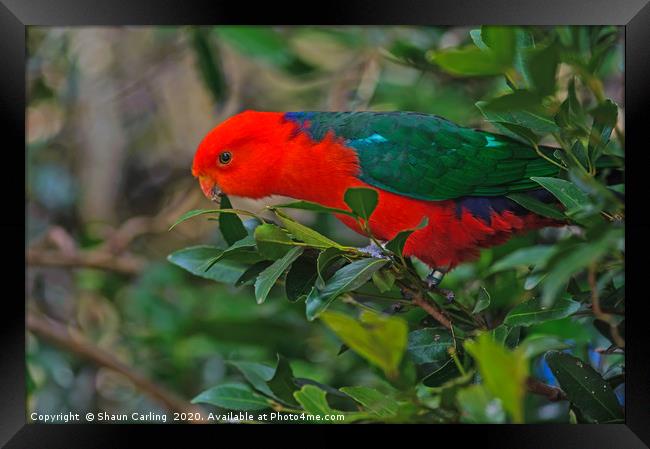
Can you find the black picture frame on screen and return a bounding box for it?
[4,0,649,446]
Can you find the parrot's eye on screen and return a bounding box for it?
[218,151,232,165]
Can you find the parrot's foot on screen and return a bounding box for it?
[358,241,390,259]
[425,269,446,288]
[425,269,455,303]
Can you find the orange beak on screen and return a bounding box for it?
[198,176,221,202]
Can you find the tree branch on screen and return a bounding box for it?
[526,377,567,402]
[27,248,145,275]
[398,283,452,330]
[27,313,203,416]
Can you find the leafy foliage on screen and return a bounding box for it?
[169,25,623,424]
[27,25,623,425]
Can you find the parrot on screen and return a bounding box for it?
[191,110,565,286]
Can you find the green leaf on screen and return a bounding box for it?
[293,385,334,416]
[266,354,300,406]
[518,335,571,359]
[465,333,528,423]
[545,351,623,423]
[320,310,408,379]
[169,208,254,231]
[254,247,304,304]
[421,358,462,387]
[472,287,491,314]
[190,28,226,104]
[216,26,312,74]
[504,296,581,327]
[371,269,395,293]
[167,246,251,284]
[481,26,516,66]
[384,217,428,257]
[274,209,346,249]
[273,200,354,216]
[476,91,560,135]
[489,245,557,274]
[530,177,591,212]
[429,47,506,76]
[555,78,585,129]
[201,235,257,271]
[218,195,247,245]
[343,187,378,220]
[541,229,622,305]
[191,383,270,411]
[506,193,566,220]
[306,258,389,320]
[340,386,398,417]
[254,223,297,260]
[588,100,618,162]
[285,255,318,302]
[406,328,454,365]
[227,361,275,397]
[525,43,559,96]
[316,247,345,285]
[235,261,273,286]
[457,384,506,424]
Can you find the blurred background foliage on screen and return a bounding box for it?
[27,25,623,424]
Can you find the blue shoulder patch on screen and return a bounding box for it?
[455,189,555,224]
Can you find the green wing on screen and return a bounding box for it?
[285,111,560,201]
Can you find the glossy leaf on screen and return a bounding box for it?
[266,354,300,406]
[489,245,557,274]
[218,194,247,245]
[406,328,454,365]
[531,177,591,212]
[274,209,346,249]
[285,255,318,302]
[191,383,270,411]
[506,193,566,220]
[293,385,334,416]
[320,310,408,379]
[545,351,623,423]
[254,247,304,304]
[525,43,558,96]
[167,246,251,284]
[588,100,618,162]
[306,258,388,320]
[340,386,398,417]
[518,335,571,359]
[465,333,528,423]
[384,217,428,257]
[472,287,491,314]
[273,200,354,216]
[429,47,506,76]
[254,223,296,260]
[343,187,378,220]
[504,296,580,327]
[457,384,506,424]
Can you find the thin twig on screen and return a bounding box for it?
[399,283,452,330]
[27,248,146,275]
[588,264,625,348]
[526,377,567,402]
[27,313,204,417]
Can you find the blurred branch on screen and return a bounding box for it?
[26,248,145,275]
[398,283,452,330]
[526,377,567,402]
[588,264,625,349]
[27,312,204,417]
[27,190,199,275]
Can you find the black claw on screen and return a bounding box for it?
[425,269,445,288]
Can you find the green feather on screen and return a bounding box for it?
[288,111,560,201]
